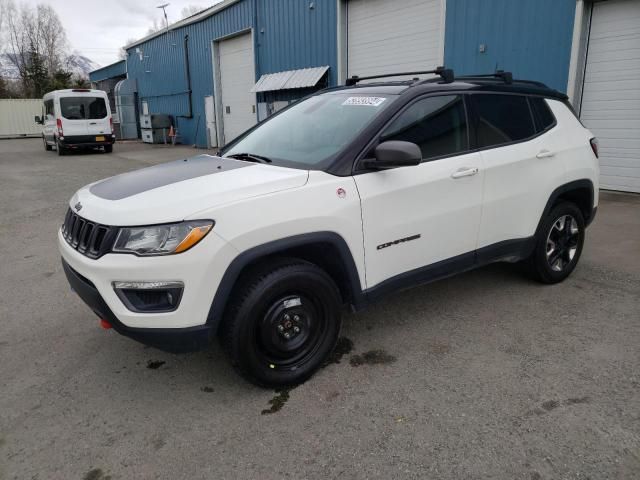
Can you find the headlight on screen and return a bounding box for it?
[113,220,213,256]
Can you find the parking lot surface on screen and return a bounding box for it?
[1,138,639,480]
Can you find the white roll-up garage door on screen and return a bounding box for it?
[580,0,640,193]
[346,0,444,79]
[218,32,256,145]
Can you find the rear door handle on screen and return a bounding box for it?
[536,149,555,159]
[89,122,97,125]
[451,167,479,179]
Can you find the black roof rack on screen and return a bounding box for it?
[345,66,454,86]
[456,70,514,84]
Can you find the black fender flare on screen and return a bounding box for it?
[536,179,596,234]
[206,232,364,332]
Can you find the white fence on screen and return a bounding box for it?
[0,99,42,138]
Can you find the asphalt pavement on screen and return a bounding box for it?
[1,138,638,480]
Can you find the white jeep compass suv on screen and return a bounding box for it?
[59,68,599,387]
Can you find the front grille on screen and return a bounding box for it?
[61,208,116,259]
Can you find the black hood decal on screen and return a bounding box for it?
[90,155,253,201]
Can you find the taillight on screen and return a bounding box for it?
[56,118,63,136]
[590,138,599,158]
[109,116,113,133]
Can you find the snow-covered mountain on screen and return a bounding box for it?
[0,53,100,79]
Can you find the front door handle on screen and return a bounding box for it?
[451,167,479,179]
[536,149,555,159]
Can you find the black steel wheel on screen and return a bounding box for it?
[221,258,342,387]
[528,202,585,284]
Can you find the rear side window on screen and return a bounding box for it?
[471,94,535,148]
[380,95,468,160]
[529,97,556,132]
[60,97,107,120]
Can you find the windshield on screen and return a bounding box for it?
[223,93,394,169]
[60,97,107,120]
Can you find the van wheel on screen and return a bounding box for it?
[43,136,52,151]
[527,202,585,284]
[56,139,66,156]
[104,144,113,153]
[221,258,342,387]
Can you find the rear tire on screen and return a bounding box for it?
[527,202,585,284]
[221,258,342,387]
[104,144,113,153]
[43,136,52,151]
[56,139,65,156]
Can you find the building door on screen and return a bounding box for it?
[346,0,444,79]
[580,0,640,193]
[218,32,256,145]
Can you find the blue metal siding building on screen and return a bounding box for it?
[89,60,127,83]
[444,0,577,92]
[106,0,582,148]
[125,0,337,148]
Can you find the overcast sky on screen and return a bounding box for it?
[19,0,220,67]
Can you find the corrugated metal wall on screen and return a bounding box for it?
[126,1,254,148]
[257,0,337,86]
[126,0,338,147]
[444,0,576,92]
[89,61,127,83]
[0,99,42,138]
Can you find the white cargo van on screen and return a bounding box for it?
[36,89,116,155]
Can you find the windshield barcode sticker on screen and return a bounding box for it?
[342,97,386,107]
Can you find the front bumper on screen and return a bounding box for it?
[62,258,211,353]
[58,226,238,352]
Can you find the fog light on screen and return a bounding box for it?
[113,281,184,313]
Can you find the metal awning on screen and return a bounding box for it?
[250,66,330,93]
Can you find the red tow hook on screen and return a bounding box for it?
[100,319,113,329]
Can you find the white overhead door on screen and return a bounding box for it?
[218,32,256,145]
[346,0,444,79]
[580,0,640,193]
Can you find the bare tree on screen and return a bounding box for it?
[3,1,71,97]
[181,5,203,19]
[37,4,68,74]
[119,38,137,60]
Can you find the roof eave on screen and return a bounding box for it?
[123,0,243,51]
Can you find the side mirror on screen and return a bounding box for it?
[34,115,42,124]
[363,141,422,169]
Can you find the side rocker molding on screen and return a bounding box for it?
[206,232,365,332]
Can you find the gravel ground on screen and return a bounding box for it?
[1,138,639,480]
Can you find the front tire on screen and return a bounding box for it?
[528,202,585,284]
[221,258,342,387]
[104,144,113,153]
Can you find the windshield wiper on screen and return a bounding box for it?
[226,153,272,164]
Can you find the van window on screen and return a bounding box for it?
[379,95,468,160]
[60,97,107,120]
[44,99,54,118]
[471,94,535,148]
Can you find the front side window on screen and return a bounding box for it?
[223,92,394,169]
[471,94,535,147]
[60,97,107,120]
[379,95,468,160]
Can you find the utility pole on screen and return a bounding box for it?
[156,3,170,40]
